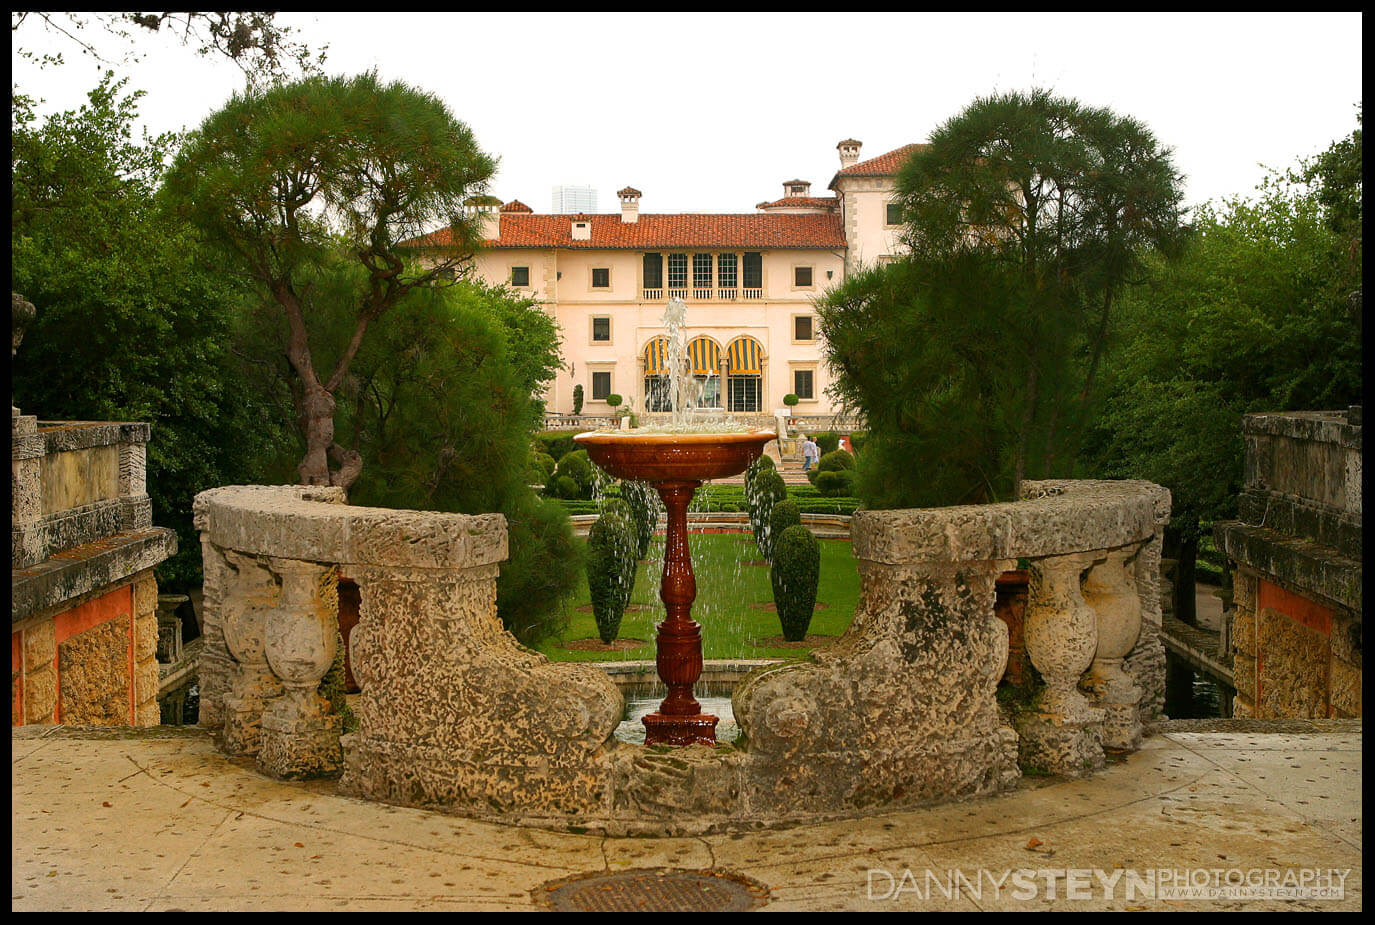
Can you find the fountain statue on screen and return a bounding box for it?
[574,299,774,746]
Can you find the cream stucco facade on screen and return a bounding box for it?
[424,139,919,418]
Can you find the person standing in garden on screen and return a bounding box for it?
[801,434,820,472]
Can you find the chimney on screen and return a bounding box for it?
[837,139,862,169]
[464,196,501,241]
[618,186,642,223]
[571,216,592,241]
[784,179,811,199]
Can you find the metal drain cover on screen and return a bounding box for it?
[540,868,769,912]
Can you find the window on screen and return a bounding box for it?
[794,265,813,288]
[511,266,530,287]
[668,253,688,289]
[742,253,762,289]
[591,317,611,342]
[793,369,815,400]
[592,267,610,288]
[886,202,903,226]
[591,371,611,401]
[643,253,663,289]
[692,253,713,290]
[794,315,814,341]
[717,253,737,289]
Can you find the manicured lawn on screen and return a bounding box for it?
[537,531,860,662]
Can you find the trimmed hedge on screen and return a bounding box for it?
[552,449,594,499]
[813,432,841,455]
[535,429,584,462]
[815,468,856,497]
[771,525,820,641]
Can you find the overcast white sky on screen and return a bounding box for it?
[12,12,1363,217]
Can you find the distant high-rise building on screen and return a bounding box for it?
[552,185,598,214]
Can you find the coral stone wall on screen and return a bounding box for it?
[1217,411,1362,719]
[12,413,172,727]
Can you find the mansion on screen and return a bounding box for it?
[414,139,923,418]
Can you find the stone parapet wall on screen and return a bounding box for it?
[197,480,1167,832]
[12,413,172,728]
[13,417,153,569]
[1216,409,1362,719]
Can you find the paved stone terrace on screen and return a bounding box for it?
[12,721,1360,911]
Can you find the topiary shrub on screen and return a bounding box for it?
[586,508,638,644]
[572,384,584,415]
[767,499,802,561]
[814,468,856,497]
[816,448,855,472]
[744,453,775,509]
[619,479,659,559]
[551,474,579,499]
[848,431,868,454]
[814,432,841,455]
[749,467,788,558]
[771,524,820,641]
[534,429,583,462]
[528,450,557,487]
[553,449,594,499]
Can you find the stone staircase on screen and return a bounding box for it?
[715,440,811,487]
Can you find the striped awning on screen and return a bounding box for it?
[686,337,721,375]
[642,337,669,375]
[726,336,763,375]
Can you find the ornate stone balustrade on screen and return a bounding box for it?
[194,484,623,783]
[195,479,1167,828]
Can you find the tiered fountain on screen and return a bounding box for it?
[574,299,774,746]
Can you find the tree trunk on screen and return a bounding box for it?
[296,382,338,486]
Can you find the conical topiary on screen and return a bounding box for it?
[770,524,820,642]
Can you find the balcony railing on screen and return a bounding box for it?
[641,287,764,301]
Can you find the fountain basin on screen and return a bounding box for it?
[572,430,776,482]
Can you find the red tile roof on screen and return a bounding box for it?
[407,212,846,250]
[754,196,839,212]
[830,143,928,184]
[500,199,533,213]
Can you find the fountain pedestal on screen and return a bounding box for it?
[641,479,717,746]
[572,430,775,748]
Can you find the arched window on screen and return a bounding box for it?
[686,336,722,409]
[642,336,671,412]
[725,336,764,413]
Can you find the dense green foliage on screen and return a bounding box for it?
[748,468,789,557]
[585,508,638,644]
[822,89,1184,509]
[535,430,584,462]
[770,525,821,642]
[572,384,584,416]
[1083,119,1364,541]
[11,76,294,588]
[551,449,595,500]
[343,287,580,646]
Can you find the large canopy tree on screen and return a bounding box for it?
[11,74,293,587]
[164,72,497,489]
[894,89,1186,487]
